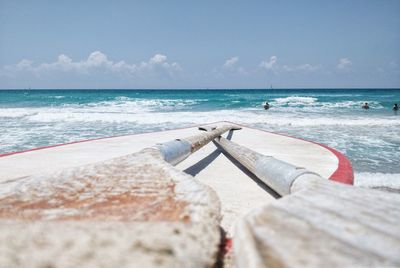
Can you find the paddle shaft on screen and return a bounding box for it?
[155,124,239,165]
[214,136,322,196]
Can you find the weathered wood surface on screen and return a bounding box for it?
[212,135,400,267]
[184,125,240,153]
[0,148,221,267]
[234,178,400,268]
[156,124,238,165]
[0,221,219,268]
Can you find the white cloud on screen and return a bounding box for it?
[260,56,278,70]
[297,64,320,71]
[223,57,239,68]
[217,56,248,76]
[149,54,167,64]
[2,51,182,78]
[136,53,181,76]
[86,51,109,67]
[337,58,352,70]
[282,63,321,72]
[260,56,320,74]
[16,59,34,70]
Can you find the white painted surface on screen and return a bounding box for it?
[0,122,339,234]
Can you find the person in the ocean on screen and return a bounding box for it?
[264,102,270,110]
[362,102,369,109]
[393,103,399,111]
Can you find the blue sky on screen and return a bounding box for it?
[0,0,399,89]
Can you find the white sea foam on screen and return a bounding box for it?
[355,172,400,191]
[270,98,384,109]
[3,105,399,127]
[21,106,400,127]
[83,98,202,112]
[114,96,131,101]
[273,96,317,105]
[319,100,383,109]
[0,108,37,118]
[2,94,390,123]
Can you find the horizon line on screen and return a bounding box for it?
[1,87,400,90]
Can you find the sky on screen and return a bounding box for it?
[0,0,399,89]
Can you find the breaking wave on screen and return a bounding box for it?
[0,108,38,118]
[2,107,396,127]
[273,96,318,105]
[355,172,400,192]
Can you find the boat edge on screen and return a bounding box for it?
[0,121,354,185]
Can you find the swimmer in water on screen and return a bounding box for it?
[264,102,270,110]
[393,103,399,111]
[362,102,369,109]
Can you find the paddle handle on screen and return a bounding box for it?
[155,124,239,165]
[215,136,322,196]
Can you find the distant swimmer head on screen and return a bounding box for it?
[393,103,399,111]
[264,101,270,110]
[362,102,369,109]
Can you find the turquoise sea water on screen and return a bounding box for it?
[1,89,399,185]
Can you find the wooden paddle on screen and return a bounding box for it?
[207,132,400,267]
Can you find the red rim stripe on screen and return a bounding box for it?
[227,122,354,185]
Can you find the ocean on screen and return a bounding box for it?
[1,89,399,189]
